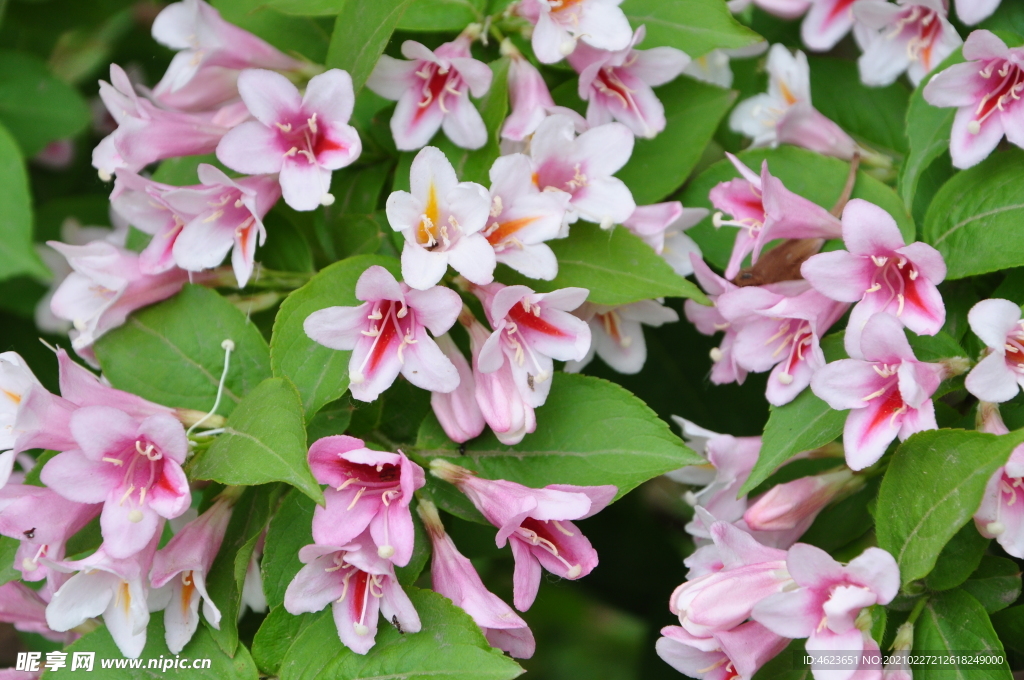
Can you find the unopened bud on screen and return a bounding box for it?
[939,356,970,379]
[892,622,914,652]
[429,458,473,485]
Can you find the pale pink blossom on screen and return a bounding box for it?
[568,26,689,138]
[472,282,591,408]
[623,202,708,278]
[743,468,859,532]
[955,0,1001,25]
[752,544,899,674]
[481,154,571,281]
[0,353,45,488]
[368,37,493,151]
[853,0,962,87]
[430,459,616,611]
[463,315,536,445]
[418,500,535,658]
[965,298,1024,402]
[150,495,234,653]
[810,313,944,470]
[284,533,420,655]
[516,0,632,64]
[32,139,75,170]
[217,68,361,211]
[386,146,495,289]
[973,403,1024,558]
[800,199,946,354]
[303,265,462,402]
[307,435,425,566]
[923,30,1024,169]
[40,406,190,559]
[801,0,864,52]
[657,621,790,680]
[0,582,58,640]
[565,300,678,374]
[685,255,747,386]
[501,49,556,142]
[431,334,485,443]
[684,43,770,89]
[530,114,636,228]
[110,172,190,276]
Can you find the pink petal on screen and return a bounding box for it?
[966,352,1020,403]
[280,160,332,212]
[840,199,905,256]
[216,122,285,175]
[366,55,417,100]
[950,105,1003,170]
[237,68,301,126]
[446,233,496,285]
[100,501,161,558]
[845,546,900,603]
[441,96,488,150]
[401,241,449,291]
[391,91,445,152]
[302,69,354,125]
[844,399,903,470]
[400,329,460,393]
[304,303,372,351]
[511,538,542,611]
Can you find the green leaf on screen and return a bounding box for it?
[0,50,90,156]
[191,377,324,504]
[685,147,915,273]
[500,221,709,306]
[621,0,762,57]
[306,396,354,442]
[962,557,1023,614]
[270,255,401,418]
[94,285,272,417]
[261,488,315,610]
[0,536,19,587]
[253,606,325,676]
[260,211,315,273]
[876,428,1024,586]
[991,605,1024,655]
[45,615,259,678]
[913,589,1013,680]
[799,478,878,553]
[211,0,331,63]
[0,122,47,281]
[326,0,413,92]
[396,0,484,31]
[151,153,224,186]
[276,588,524,680]
[618,76,736,205]
[898,50,960,212]
[923,148,1024,280]
[414,373,701,520]
[923,521,990,592]
[203,484,282,655]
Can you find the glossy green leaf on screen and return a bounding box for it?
[211,0,331,62]
[500,221,709,306]
[876,428,1024,586]
[923,148,1024,280]
[326,0,413,92]
[621,0,762,57]
[0,537,19,587]
[962,557,1023,614]
[214,0,342,17]
[991,605,1024,655]
[253,606,324,676]
[270,255,401,418]
[0,50,90,156]
[685,147,914,273]
[261,488,315,610]
[913,589,1013,680]
[414,373,701,521]
[923,522,990,591]
[151,153,224,186]
[396,0,484,31]
[0,121,46,281]
[618,76,736,205]
[191,377,324,504]
[94,285,272,416]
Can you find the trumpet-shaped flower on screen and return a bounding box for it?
[965,298,1024,402]
[955,0,1001,25]
[853,0,962,87]
[0,353,45,488]
[744,468,859,533]
[565,300,678,375]
[502,50,556,142]
[684,256,748,386]
[368,38,493,151]
[801,0,862,52]
[110,172,192,276]
[810,313,943,470]
[623,202,707,277]
[923,30,1024,168]
[386,146,495,289]
[657,621,790,680]
[303,265,462,402]
[973,403,1024,558]
[568,26,690,138]
[516,0,632,64]
[463,315,536,445]
[216,68,361,211]
[430,334,486,443]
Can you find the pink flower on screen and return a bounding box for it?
[955,0,1001,25]
[47,241,190,357]
[685,256,747,386]
[973,403,1024,558]
[463,315,536,445]
[430,459,616,611]
[150,0,303,100]
[923,30,1024,169]
[752,544,899,669]
[516,0,632,64]
[92,64,234,179]
[656,621,790,680]
[965,298,1024,402]
[623,202,708,278]
[0,353,45,488]
[303,265,462,402]
[149,495,234,653]
[727,0,811,20]
[743,468,859,532]
[307,435,425,566]
[566,300,678,375]
[800,199,946,354]
[417,500,535,658]
[501,49,556,142]
[216,68,361,211]
[481,154,571,281]
[801,0,863,52]
[386,147,495,289]
[811,313,944,470]
[40,406,190,558]
[710,153,842,280]
[284,533,421,655]
[431,334,485,443]
[110,172,191,276]
[472,283,591,408]
[717,285,848,406]
[530,114,636,228]
[0,582,58,640]
[368,37,493,151]
[853,0,962,87]
[46,530,163,658]
[569,26,690,138]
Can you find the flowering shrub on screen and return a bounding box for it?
[1,0,1024,678]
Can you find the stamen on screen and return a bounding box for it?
[103,457,124,466]
[347,485,367,511]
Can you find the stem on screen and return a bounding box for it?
[907,595,929,625]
